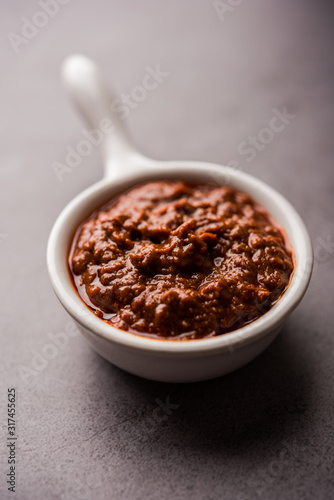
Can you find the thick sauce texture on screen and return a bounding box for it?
[69,181,294,340]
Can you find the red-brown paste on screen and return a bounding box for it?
[69,181,294,339]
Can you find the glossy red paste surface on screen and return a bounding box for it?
[69,181,294,339]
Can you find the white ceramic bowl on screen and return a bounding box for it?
[47,56,313,383]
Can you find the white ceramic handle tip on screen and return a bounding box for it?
[62,54,144,179]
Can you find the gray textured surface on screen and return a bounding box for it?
[1,1,334,499]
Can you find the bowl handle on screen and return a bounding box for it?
[62,54,151,180]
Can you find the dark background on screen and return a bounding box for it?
[1,1,333,498]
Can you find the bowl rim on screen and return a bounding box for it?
[47,161,313,357]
